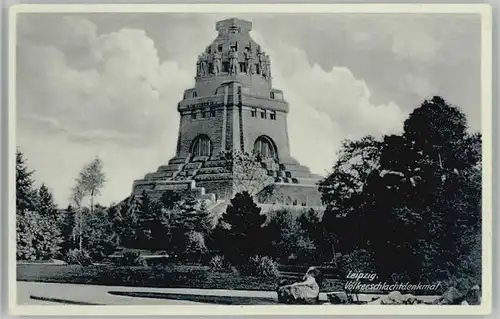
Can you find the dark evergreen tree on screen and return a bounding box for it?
[16,149,38,214]
[81,205,117,261]
[119,196,141,248]
[107,204,123,247]
[58,204,77,256]
[16,149,62,260]
[37,183,58,219]
[217,191,267,264]
[159,190,181,210]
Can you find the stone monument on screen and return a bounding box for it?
[132,18,323,207]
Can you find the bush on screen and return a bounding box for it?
[121,251,145,266]
[209,255,232,272]
[65,249,93,266]
[340,249,376,275]
[185,231,208,260]
[239,255,279,278]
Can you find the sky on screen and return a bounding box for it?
[15,12,482,208]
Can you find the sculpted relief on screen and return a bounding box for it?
[196,42,270,79]
[229,47,239,75]
[212,51,222,75]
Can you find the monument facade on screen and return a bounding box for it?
[132,18,323,207]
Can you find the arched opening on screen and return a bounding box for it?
[190,134,212,157]
[253,135,278,159]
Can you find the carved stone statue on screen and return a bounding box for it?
[244,49,256,75]
[264,54,271,79]
[199,53,209,77]
[258,50,265,76]
[196,60,201,77]
[229,47,239,75]
[260,52,268,79]
[212,51,222,75]
[248,53,256,75]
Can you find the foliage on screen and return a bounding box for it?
[116,196,141,248]
[36,184,58,219]
[120,251,144,266]
[319,96,482,286]
[81,205,117,261]
[65,248,93,266]
[159,190,182,210]
[74,157,106,211]
[208,255,231,272]
[185,231,208,260]
[58,205,77,256]
[16,150,63,261]
[319,136,382,256]
[69,157,106,251]
[264,209,321,264]
[220,150,273,196]
[340,249,376,275]
[19,263,346,293]
[17,210,63,261]
[16,149,38,214]
[214,191,268,264]
[240,255,279,278]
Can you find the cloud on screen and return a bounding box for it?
[251,31,407,174]
[17,17,192,148]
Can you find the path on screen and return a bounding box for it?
[17,281,309,305]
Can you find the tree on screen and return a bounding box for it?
[177,195,210,233]
[159,190,182,210]
[16,149,38,214]
[107,204,123,247]
[71,157,106,250]
[37,184,58,219]
[265,209,301,262]
[70,184,86,250]
[119,196,141,248]
[221,150,273,197]
[81,205,117,261]
[216,191,267,264]
[319,136,382,258]
[319,96,482,285]
[58,205,77,256]
[15,150,63,260]
[17,210,62,260]
[75,157,106,215]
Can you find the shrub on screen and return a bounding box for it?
[209,255,231,272]
[185,231,208,260]
[340,249,376,275]
[65,249,93,266]
[239,255,279,278]
[121,251,145,266]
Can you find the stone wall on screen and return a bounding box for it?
[240,106,291,160]
[257,183,323,207]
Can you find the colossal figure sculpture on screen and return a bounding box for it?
[132,18,323,207]
[212,51,222,75]
[198,52,209,77]
[229,47,239,75]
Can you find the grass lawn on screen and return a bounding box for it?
[17,263,344,292]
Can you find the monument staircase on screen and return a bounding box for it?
[134,152,322,205]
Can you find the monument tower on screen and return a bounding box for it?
[132,18,323,207]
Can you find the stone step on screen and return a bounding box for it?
[195,173,233,181]
[198,167,230,174]
[184,162,203,170]
[168,157,190,165]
